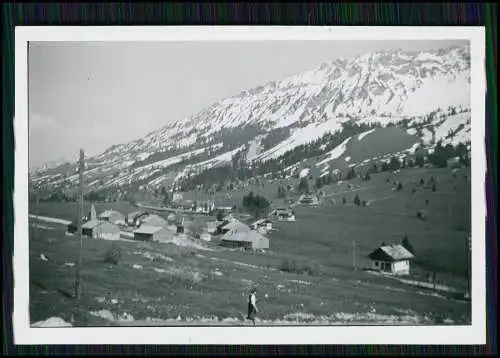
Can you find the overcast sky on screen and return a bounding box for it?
[28,39,467,169]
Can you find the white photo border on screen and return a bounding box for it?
[14,26,487,345]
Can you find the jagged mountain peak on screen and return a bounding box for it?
[33,44,471,195]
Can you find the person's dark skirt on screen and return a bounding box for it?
[247,303,256,320]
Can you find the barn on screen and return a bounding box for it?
[175,216,185,234]
[299,194,319,206]
[133,226,172,242]
[81,220,120,241]
[196,201,215,215]
[216,207,233,220]
[250,219,273,233]
[221,231,269,250]
[271,209,296,222]
[98,210,126,225]
[220,222,269,250]
[172,192,184,203]
[206,221,218,234]
[367,244,414,275]
[139,214,167,228]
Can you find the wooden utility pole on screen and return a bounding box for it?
[466,234,471,299]
[74,149,85,300]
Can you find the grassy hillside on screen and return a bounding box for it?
[321,127,420,170]
[29,165,471,326]
[31,202,139,222]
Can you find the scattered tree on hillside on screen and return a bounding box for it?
[364,172,371,182]
[342,197,346,205]
[396,182,403,191]
[459,154,470,167]
[362,200,367,207]
[432,183,437,192]
[389,156,401,171]
[381,162,390,172]
[104,244,122,265]
[277,186,286,198]
[419,178,425,186]
[298,178,309,194]
[243,191,254,208]
[402,235,416,255]
[347,167,357,180]
[415,154,425,168]
[371,164,379,174]
[217,179,225,192]
[354,194,361,206]
[412,188,416,194]
[425,199,429,205]
[315,177,323,189]
[243,192,270,218]
[416,211,427,221]
[188,219,206,238]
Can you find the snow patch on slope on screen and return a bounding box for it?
[255,118,343,162]
[299,168,310,179]
[358,129,376,141]
[402,72,470,117]
[317,137,352,166]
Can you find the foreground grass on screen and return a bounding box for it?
[29,166,471,326]
[30,224,469,326]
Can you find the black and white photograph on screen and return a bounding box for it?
[14,26,486,345]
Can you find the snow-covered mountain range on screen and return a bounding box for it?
[31,44,471,194]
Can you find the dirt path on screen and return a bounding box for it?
[29,215,71,225]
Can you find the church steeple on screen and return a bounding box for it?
[90,204,97,221]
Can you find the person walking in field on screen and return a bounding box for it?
[247,288,259,326]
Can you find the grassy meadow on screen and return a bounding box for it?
[28,166,472,326]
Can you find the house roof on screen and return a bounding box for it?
[82,220,100,229]
[82,220,118,230]
[251,219,271,226]
[134,226,165,235]
[221,229,267,243]
[99,210,123,218]
[141,214,166,223]
[128,211,146,219]
[368,244,414,262]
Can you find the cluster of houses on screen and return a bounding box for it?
[67,205,188,243]
[65,204,272,250]
[65,202,418,275]
[169,192,215,215]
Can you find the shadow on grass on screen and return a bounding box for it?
[32,278,75,299]
[55,287,75,299]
